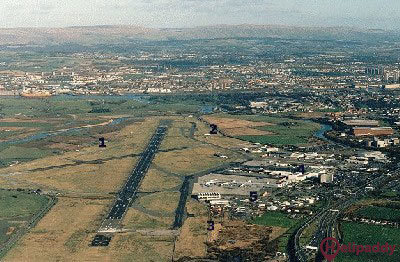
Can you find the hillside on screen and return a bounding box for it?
[0,24,399,46]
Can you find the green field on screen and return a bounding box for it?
[0,122,53,128]
[355,206,400,221]
[0,190,49,248]
[233,115,320,145]
[0,146,55,161]
[206,113,321,145]
[0,190,48,218]
[380,190,399,198]
[251,211,299,228]
[336,222,400,262]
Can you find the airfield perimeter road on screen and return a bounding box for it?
[92,120,171,245]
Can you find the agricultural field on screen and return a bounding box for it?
[336,222,400,262]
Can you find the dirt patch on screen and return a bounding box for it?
[269,226,287,241]
[6,226,16,235]
[0,127,26,131]
[210,220,273,250]
[206,220,277,262]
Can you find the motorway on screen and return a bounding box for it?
[92,120,171,246]
[288,128,399,262]
[288,170,397,262]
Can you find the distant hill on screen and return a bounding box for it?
[0,24,399,46]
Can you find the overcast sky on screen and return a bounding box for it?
[1,0,399,29]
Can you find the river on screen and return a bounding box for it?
[314,123,333,141]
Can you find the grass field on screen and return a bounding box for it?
[173,199,208,260]
[202,116,273,136]
[153,119,234,176]
[0,190,48,219]
[0,190,49,251]
[123,208,171,230]
[204,113,321,146]
[0,121,53,129]
[299,220,318,247]
[336,222,400,262]
[0,117,163,260]
[3,197,108,261]
[0,114,240,260]
[0,146,55,164]
[139,192,180,216]
[138,168,182,192]
[251,212,299,228]
[355,206,400,221]
[0,96,150,166]
[239,120,320,145]
[153,145,226,176]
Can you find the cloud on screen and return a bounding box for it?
[38,3,55,11]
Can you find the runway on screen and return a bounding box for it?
[91,120,171,246]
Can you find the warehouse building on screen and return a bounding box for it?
[351,127,394,137]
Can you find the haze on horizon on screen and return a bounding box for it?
[1,0,400,30]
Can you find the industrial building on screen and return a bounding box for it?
[351,127,394,137]
[384,84,400,89]
[319,173,334,183]
[341,119,380,127]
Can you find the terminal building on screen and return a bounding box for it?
[196,192,221,201]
